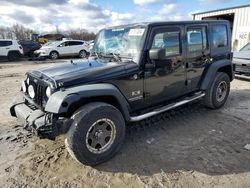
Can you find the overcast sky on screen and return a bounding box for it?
[0,0,249,33]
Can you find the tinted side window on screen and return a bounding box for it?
[68,41,83,46]
[58,42,68,47]
[212,25,228,48]
[187,27,207,52]
[152,31,180,56]
[0,41,12,47]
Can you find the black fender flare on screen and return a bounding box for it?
[45,83,131,121]
[200,59,234,90]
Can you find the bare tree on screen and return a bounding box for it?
[0,24,34,40]
[67,29,96,41]
[0,24,96,41]
[12,24,34,40]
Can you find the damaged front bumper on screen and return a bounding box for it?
[10,93,58,139]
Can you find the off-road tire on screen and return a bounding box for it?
[203,72,230,109]
[8,51,20,61]
[65,102,126,165]
[49,51,59,59]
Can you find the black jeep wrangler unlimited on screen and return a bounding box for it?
[10,21,234,165]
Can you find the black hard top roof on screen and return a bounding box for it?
[106,20,229,29]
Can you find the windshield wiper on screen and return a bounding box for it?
[106,52,122,62]
[92,51,104,60]
[92,51,134,63]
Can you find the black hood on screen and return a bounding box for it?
[29,58,138,88]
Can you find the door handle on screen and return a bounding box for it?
[6,48,10,49]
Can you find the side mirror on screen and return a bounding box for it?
[149,48,166,60]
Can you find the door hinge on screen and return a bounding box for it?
[143,92,150,98]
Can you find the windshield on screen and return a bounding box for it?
[92,26,146,62]
[240,43,250,51]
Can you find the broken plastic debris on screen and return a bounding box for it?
[244,144,250,150]
[146,138,155,144]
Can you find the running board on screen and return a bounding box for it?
[129,92,205,122]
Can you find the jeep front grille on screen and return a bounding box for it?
[28,77,47,108]
[35,83,45,107]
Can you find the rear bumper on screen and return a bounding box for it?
[234,64,250,75]
[10,93,58,139]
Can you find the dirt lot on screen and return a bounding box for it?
[0,60,250,188]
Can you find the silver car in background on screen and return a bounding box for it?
[233,42,250,77]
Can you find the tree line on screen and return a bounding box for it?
[0,24,96,41]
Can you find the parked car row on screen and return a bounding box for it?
[0,39,93,61]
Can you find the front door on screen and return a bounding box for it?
[57,41,70,56]
[144,25,186,106]
[185,24,210,92]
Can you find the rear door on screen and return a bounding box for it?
[185,24,210,92]
[68,41,84,55]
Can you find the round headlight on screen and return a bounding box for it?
[22,81,27,93]
[46,86,52,98]
[28,85,35,99]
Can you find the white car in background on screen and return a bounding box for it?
[0,39,24,61]
[233,42,250,76]
[87,40,95,51]
[34,40,89,59]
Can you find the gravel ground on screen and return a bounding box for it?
[0,60,250,188]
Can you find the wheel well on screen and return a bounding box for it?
[64,95,127,120]
[8,50,21,56]
[50,50,59,55]
[217,65,233,81]
[80,49,87,53]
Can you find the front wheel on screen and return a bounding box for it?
[65,102,125,165]
[49,51,59,59]
[203,72,230,109]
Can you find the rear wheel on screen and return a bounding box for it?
[203,72,230,109]
[49,51,59,59]
[8,51,20,61]
[65,102,125,165]
[79,50,87,58]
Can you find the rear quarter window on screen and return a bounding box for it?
[212,25,228,48]
[0,41,13,47]
[69,41,84,46]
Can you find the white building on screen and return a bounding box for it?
[193,4,250,51]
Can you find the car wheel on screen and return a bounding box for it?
[65,102,126,165]
[49,51,59,59]
[8,52,20,61]
[203,72,230,109]
[79,50,87,58]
